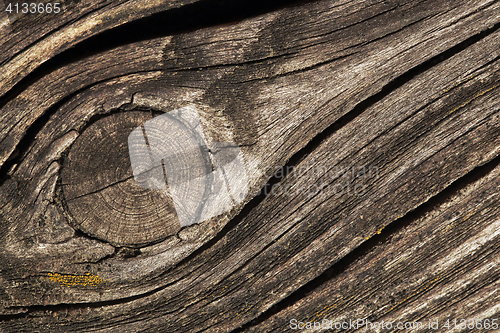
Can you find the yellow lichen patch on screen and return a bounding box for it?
[365,226,385,240]
[47,272,105,287]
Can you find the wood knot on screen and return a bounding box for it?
[61,111,180,247]
[61,107,249,247]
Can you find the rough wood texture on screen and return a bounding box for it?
[1,0,499,332]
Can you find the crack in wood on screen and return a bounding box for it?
[65,176,135,202]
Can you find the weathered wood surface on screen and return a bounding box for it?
[0,0,499,332]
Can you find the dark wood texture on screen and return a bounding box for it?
[1,0,500,332]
